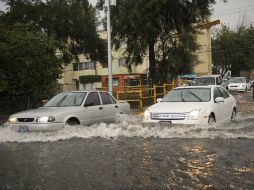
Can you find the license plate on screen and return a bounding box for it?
[160,114,172,119]
[159,121,172,125]
[18,125,28,132]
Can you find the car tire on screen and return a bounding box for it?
[231,109,237,120]
[208,114,216,125]
[66,119,78,126]
[245,87,247,91]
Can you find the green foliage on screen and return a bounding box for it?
[0,0,107,63]
[212,25,254,76]
[99,0,215,83]
[0,22,62,96]
[79,75,102,84]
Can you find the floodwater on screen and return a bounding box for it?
[0,114,254,190]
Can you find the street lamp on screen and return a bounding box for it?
[106,0,115,95]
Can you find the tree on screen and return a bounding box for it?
[0,0,107,63]
[212,25,254,76]
[98,0,215,83]
[0,22,62,96]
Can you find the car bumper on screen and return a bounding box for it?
[143,118,208,126]
[4,122,64,131]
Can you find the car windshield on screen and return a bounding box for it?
[44,92,87,107]
[194,77,215,85]
[229,77,246,83]
[162,88,211,102]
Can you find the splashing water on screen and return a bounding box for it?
[0,114,254,143]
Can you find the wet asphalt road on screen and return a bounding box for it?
[0,138,254,190]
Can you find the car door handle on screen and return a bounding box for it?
[99,107,103,110]
[115,105,118,108]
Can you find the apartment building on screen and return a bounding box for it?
[59,20,218,91]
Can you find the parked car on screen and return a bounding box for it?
[5,91,130,131]
[227,77,251,91]
[194,75,223,86]
[143,85,236,125]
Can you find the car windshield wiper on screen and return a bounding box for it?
[181,90,185,102]
[187,91,203,102]
[57,95,67,107]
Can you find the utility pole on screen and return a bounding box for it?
[106,0,113,95]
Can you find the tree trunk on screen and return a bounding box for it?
[148,39,157,84]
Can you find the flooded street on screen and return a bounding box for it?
[0,112,254,190]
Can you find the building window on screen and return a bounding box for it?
[101,62,108,68]
[106,78,119,87]
[124,79,140,86]
[84,61,95,70]
[73,61,96,71]
[73,63,78,71]
[118,58,127,67]
[79,62,84,70]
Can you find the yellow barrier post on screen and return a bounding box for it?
[153,85,157,104]
[163,83,166,96]
[139,88,143,110]
[172,79,176,88]
[116,91,119,100]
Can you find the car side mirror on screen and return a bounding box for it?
[84,102,95,107]
[215,97,224,103]
[157,98,162,103]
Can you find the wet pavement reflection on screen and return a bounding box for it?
[1,137,254,190]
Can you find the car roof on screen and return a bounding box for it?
[196,74,221,78]
[60,90,108,93]
[174,85,220,89]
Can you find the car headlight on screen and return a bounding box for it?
[8,117,17,123]
[144,110,150,121]
[36,116,55,123]
[188,110,200,120]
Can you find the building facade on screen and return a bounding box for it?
[59,21,217,91]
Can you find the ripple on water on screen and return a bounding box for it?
[0,114,254,143]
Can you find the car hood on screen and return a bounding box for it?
[10,107,75,118]
[147,102,209,113]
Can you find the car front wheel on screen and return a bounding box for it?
[66,119,79,126]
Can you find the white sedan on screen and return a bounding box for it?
[5,91,130,131]
[143,85,236,125]
[227,77,251,91]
